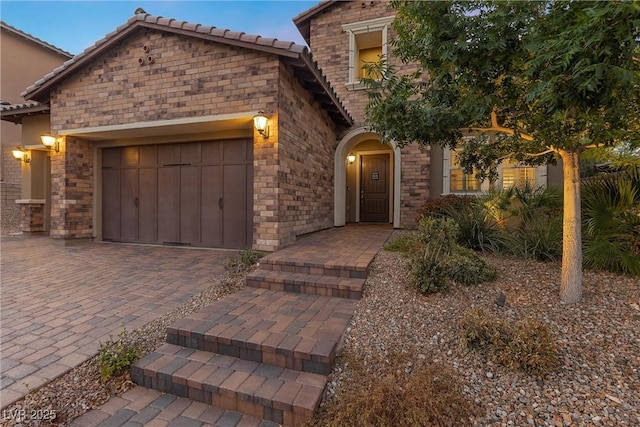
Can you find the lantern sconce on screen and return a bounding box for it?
[12,147,30,163]
[253,111,270,139]
[347,153,356,164]
[40,134,60,152]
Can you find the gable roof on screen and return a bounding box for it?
[293,1,339,45]
[0,21,73,58]
[22,12,353,127]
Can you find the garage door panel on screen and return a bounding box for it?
[180,166,200,245]
[201,165,222,247]
[158,144,180,166]
[158,167,180,244]
[103,148,121,168]
[139,145,157,167]
[223,141,247,164]
[138,168,157,243]
[181,143,200,165]
[223,164,247,248]
[201,142,221,165]
[122,147,140,168]
[120,168,139,241]
[102,168,120,240]
[102,139,252,248]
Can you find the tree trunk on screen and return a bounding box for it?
[559,149,582,303]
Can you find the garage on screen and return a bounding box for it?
[102,139,253,249]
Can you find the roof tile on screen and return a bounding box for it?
[256,37,277,47]
[223,30,244,40]
[239,34,259,44]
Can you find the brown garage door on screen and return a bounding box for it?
[102,139,253,249]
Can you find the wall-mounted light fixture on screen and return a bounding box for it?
[40,134,60,152]
[347,153,356,164]
[12,147,30,163]
[253,111,270,139]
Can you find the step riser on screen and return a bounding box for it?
[131,365,320,426]
[166,332,335,375]
[259,262,367,279]
[246,276,363,299]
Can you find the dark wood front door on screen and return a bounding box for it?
[360,154,389,222]
[102,139,253,248]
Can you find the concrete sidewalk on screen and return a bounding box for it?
[0,235,234,409]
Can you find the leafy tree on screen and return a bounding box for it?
[364,0,640,303]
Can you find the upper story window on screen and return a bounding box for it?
[342,16,394,89]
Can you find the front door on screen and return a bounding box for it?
[360,154,389,222]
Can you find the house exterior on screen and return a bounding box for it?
[2,1,561,251]
[0,21,72,231]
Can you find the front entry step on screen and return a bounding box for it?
[166,288,356,375]
[132,343,326,427]
[246,270,366,299]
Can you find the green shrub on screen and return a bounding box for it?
[410,217,496,294]
[99,329,138,382]
[505,215,563,261]
[416,194,476,221]
[443,247,497,285]
[582,168,640,275]
[383,232,420,254]
[226,248,264,273]
[460,308,560,376]
[444,199,507,252]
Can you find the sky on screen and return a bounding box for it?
[0,0,319,55]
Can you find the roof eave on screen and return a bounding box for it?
[293,1,339,45]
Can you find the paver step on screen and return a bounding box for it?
[166,288,355,375]
[257,258,368,279]
[131,343,326,427]
[246,270,365,299]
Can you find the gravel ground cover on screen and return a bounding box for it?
[324,246,640,427]
[3,236,638,426]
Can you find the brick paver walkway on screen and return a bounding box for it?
[0,235,234,409]
[72,225,392,426]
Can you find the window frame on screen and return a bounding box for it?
[442,145,548,195]
[342,16,394,90]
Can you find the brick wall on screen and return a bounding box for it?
[308,0,417,125]
[276,62,337,245]
[19,203,44,232]
[308,1,431,227]
[50,29,279,132]
[400,144,430,228]
[49,136,93,239]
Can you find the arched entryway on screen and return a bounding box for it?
[334,127,401,228]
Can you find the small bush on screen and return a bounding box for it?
[311,353,480,426]
[99,329,139,382]
[460,308,560,376]
[443,247,498,286]
[411,256,448,294]
[226,248,264,273]
[444,200,507,252]
[505,215,563,261]
[582,168,640,275]
[416,194,476,221]
[382,232,420,254]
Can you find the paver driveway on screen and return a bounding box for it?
[0,235,234,409]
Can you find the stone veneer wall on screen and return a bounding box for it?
[308,1,430,227]
[48,28,286,246]
[49,29,279,131]
[49,136,93,239]
[19,203,44,232]
[275,62,338,246]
